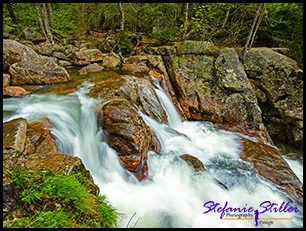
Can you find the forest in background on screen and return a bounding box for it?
[3,3,303,67]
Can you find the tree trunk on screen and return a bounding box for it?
[118,3,125,32]
[40,3,54,44]
[34,3,49,43]
[242,3,262,61]
[86,4,91,36]
[47,3,55,29]
[182,3,189,41]
[221,3,232,29]
[249,3,265,49]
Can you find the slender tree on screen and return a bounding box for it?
[34,3,54,44]
[47,3,55,29]
[249,3,265,49]
[221,3,232,29]
[182,3,189,41]
[118,3,125,32]
[242,3,262,60]
[40,3,54,44]
[86,4,92,36]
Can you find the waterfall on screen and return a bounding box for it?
[153,83,183,129]
[3,81,303,228]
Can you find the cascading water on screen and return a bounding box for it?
[3,80,303,228]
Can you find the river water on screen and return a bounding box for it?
[3,69,303,228]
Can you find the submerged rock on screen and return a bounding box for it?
[180,154,205,172]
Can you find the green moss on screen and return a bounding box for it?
[4,168,117,228]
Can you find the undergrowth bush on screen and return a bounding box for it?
[4,168,117,228]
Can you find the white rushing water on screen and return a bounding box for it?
[3,82,303,228]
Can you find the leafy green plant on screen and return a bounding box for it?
[148,27,179,46]
[5,168,117,228]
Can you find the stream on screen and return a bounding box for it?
[3,68,303,228]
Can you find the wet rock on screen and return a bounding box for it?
[73,48,103,66]
[239,136,303,204]
[3,39,39,72]
[180,154,205,172]
[88,74,167,123]
[9,56,71,85]
[3,117,28,153]
[3,86,30,97]
[78,63,104,75]
[3,118,97,224]
[25,122,59,156]
[97,98,152,180]
[243,47,303,147]
[3,119,91,186]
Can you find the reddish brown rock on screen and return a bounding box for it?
[97,98,152,181]
[3,86,30,97]
[3,73,10,87]
[180,154,205,172]
[88,74,167,123]
[3,119,90,185]
[3,117,28,153]
[239,136,303,204]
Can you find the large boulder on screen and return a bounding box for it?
[240,136,303,204]
[3,39,39,72]
[96,98,152,181]
[243,48,303,147]
[165,48,271,144]
[9,56,71,85]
